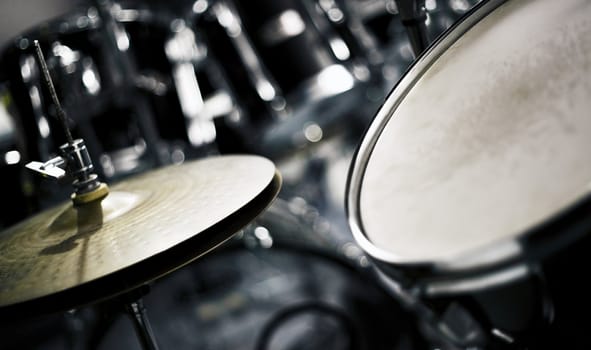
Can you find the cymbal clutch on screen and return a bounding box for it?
[26,40,106,203]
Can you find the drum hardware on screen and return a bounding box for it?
[332,0,481,92]
[369,263,491,349]
[26,41,105,199]
[0,1,233,218]
[347,0,591,348]
[0,42,281,350]
[393,0,428,57]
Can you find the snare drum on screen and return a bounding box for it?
[347,0,591,347]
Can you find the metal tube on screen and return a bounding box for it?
[394,0,429,58]
[125,299,161,350]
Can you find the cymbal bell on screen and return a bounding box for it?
[0,155,281,319]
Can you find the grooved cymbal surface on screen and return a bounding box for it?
[0,155,280,314]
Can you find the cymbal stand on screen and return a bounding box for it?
[125,298,160,350]
[113,285,160,350]
[28,40,161,350]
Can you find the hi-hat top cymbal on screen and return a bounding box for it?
[0,155,281,319]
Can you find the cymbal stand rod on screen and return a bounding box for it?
[125,299,161,350]
[33,40,74,145]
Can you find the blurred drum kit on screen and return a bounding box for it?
[0,0,590,349]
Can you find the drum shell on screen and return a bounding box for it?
[372,217,591,348]
[233,0,336,94]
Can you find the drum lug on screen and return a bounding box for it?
[439,302,487,348]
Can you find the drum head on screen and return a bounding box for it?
[347,0,591,268]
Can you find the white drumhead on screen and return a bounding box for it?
[357,0,591,263]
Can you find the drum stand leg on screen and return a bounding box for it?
[125,298,160,350]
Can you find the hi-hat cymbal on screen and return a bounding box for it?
[0,155,281,318]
